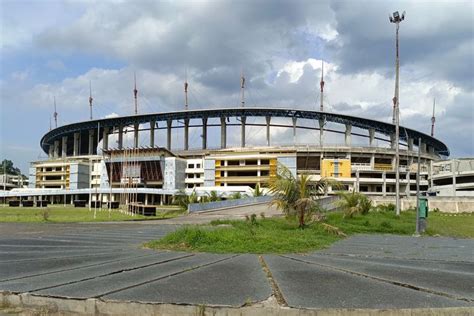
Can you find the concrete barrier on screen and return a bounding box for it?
[188,196,273,213]
[188,195,340,213]
[370,196,474,213]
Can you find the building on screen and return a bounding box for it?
[430,158,474,196]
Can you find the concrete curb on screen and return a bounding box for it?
[2,292,472,316]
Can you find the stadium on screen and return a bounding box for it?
[6,102,447,207]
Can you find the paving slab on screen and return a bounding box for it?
[287,253,474,301]
[263,254,471,309]
[105,254,272,307]
[0,250,154,280]
[321,234,474,262]
[0,251,188,292]
[37,253,230,299]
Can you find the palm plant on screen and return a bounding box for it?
[337,191,372,218]
[173,189,199,211]
[268,165,333,228]
[229,192,243,200]
[204,190,221,202]
[252,183,265,197]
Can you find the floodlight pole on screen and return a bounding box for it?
[415,137,421,236]
[390,11,405,217]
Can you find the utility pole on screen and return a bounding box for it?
[390,10,405,216]
[240,70,245,107]
[89,81,93,120]
[320,60,325,112]
[184,69,189,110]
[134,72,138,115]
[431,98,436,137]
[53,96,58,128]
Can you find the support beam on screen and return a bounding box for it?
[265,116,271,146]
[202,117,208,150]
[73,133,80,156]
[150,120,155,148]
[390,133,396,149]
[452,160,457,197]
[382,171,387,196]
[102,127,109,151]
[48,145,54,158]
[118,126,123,149]
[167,119,172,150]
[61,136,67,158]
[369,128,375,146]
[407,138,414,151]
[88,129,94,155]
[292,117,297,144]
[241,116,246,148]
[345,124,352,146]
[220,117,227,149]
[420,142,427,153]
[54,140,60,158]
[133,123,139,148]
[184,119,189,150]
[319,118,324,146]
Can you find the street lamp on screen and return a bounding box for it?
[390,10,405,216]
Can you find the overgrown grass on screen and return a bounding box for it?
[146,210,474,254]
[0,205,185,223]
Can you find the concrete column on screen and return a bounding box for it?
[102,127,109,151]
[118,126,124,149]
[319,118,324,146]
[452,160,457,197]
[53,140,60,158]
[167,119,172,150]
[382,171,386,196]
[73,133,80,156]
[428,146,435,154]
[407,138,414,151]
[133,123,139,148]
[61,136,67,158]
[48,145,54,158]
[88,129,95,155]
[355,169,360,192]
[292,117,297,144]
[420,142,427,153]
[220,117,227,149]
[370,154,375,170]
[184,119,189,150]
[241,116,246,148]
[202,117,208,150]
[390,133,396,149]
[405,169,410,197]
[345,124,352,146]
[150,120,155,148]
[265,116,271,146]
[369,128,375,147]
[429,160,434,188]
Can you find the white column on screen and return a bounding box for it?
[345,124,352,146]
[241,116,246,148]
[369,128,375,147]
[220,117,227,149]
[73,132,80,156]
[150,120,155,148]
[265,116,271,146]
[61,136,67,158]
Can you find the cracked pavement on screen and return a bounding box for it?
[0,222,473,309]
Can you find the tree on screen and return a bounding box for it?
[0,159,23,176]
[268,165,333,228]
[201,190,221,203]
[173,189,199,211]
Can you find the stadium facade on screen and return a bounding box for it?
[3,106,461,205]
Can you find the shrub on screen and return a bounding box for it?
[338,192,372,218]
[42,208,50,221]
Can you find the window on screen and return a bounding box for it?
[196,164,201,168]
[188,164,194,168]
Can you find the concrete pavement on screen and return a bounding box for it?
[0,222,472,315]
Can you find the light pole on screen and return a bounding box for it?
[390,10,405,216]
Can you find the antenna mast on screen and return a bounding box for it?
[134,72,138,115]
[240,70,245,107]
[89,81,93,120]
[49,116,52,131]
[184,69,189,110]
[431,98,436,137]
[53,96,58,128]
[320,60,325,112]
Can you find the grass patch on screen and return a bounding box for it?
[146,210,474,254]
[0,205,185,223]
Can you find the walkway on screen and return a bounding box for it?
[0,222,472,314]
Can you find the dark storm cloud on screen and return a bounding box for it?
[329,0,474,90]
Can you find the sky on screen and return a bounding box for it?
[1,0,473,174]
